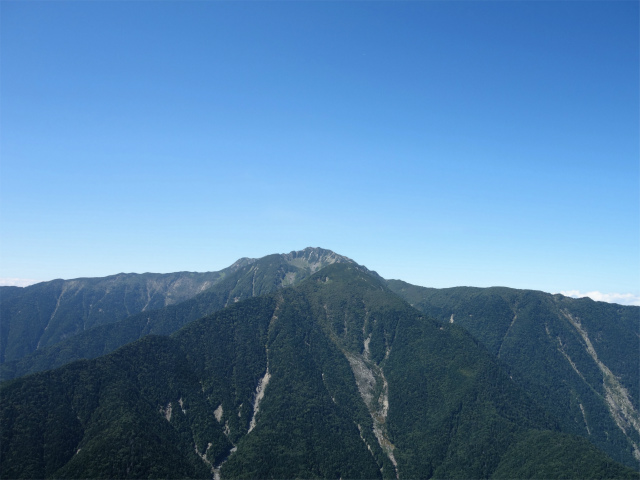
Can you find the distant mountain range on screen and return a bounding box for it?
[1,248,638,478]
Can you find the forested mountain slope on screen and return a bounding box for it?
[2,265,637,479]
[387,280,640,470]
[0,248,355,380]
[0,269,233,363]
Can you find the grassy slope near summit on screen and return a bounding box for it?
[387,280,640,470]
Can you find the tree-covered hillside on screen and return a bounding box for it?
[0,248,357,381]
[0,269,233,363]
[387,280,640,470]
[2,264,637,479]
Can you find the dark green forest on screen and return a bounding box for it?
[2,261,638,479]
[387,280,640,469]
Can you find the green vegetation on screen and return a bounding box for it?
[1,336,220,479]
[493,430,639,479]
[2,252,638,478]
[0,270,228,363]
[387,280,640,470]
[0,248,355,381]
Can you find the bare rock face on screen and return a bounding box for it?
[281,247,354,271]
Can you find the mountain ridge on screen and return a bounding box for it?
[0,247,356,366]
[1,247,638,474]
[3,263,637,479]
[387,279,640,469]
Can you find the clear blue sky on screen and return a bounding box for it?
[1,1,638,303]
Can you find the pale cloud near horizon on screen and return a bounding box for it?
[0,278,42,287]
[559,290,640,307]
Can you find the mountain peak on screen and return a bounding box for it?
[227,257,258,271]
[280,247,355,273]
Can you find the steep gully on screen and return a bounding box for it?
[561,311,640,461]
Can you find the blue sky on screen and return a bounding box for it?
[1,1,638,304]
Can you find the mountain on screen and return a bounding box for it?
[2,264,636,479]
[0,270,230,363]
[2,248,639,476]
[0,247,356,379]
[387,281,640,470]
